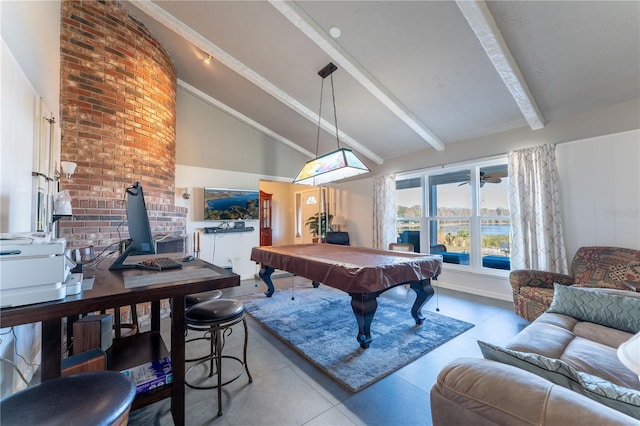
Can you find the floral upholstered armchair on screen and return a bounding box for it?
[510,246,640,322]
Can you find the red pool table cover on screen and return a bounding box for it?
[250,244,443,294]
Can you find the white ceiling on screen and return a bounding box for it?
[120,0,640,168]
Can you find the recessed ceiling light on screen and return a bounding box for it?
[204,55,212,64]
[329,26,341,39]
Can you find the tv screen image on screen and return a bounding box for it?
[204,188,259,220]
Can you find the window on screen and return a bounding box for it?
[396,159,511,272]
[396,177,422,251]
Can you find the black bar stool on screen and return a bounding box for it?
[185,289,223,309]
[184,290,223,362]
[1,371,136,426]
[184,298,253,416]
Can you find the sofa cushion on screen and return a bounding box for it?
[507,313,639,389]
[548,283,640,333]
[478,340,640,419]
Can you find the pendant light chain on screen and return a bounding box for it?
[315,78,325,158]
[330,74,341,149]
[292,62,371,185]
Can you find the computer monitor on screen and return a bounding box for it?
[109,182,155,270]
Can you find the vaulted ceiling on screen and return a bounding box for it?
[121,0,640,169]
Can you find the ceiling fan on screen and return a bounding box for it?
[458,171,504,186]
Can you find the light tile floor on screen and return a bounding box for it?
[128,275,529,425]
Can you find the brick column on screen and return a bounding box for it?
[59,0,185,252]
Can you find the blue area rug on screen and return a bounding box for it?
[242,285,474,392]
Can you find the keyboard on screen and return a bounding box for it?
[137,257,183,271]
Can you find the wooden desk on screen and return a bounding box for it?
[251,244,442,348]
[0,258,239,426]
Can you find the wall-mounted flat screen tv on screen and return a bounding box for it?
[204,188,259,220]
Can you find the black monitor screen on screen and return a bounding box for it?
[109,182,155,270]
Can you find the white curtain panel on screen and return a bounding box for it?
[508,144,568,273]
[373,174,397,250]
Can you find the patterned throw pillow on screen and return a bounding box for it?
[478,340,640,419]
[547,283,640,333]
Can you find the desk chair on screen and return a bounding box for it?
[430,244,447,253]
[325,231,350,245]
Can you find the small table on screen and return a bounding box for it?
[0,258,239,426]
[250,244,442,348]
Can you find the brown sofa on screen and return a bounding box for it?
[510,246,640,322]
[431,287,640,425]
[431,357,636,426]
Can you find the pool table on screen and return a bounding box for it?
[250,244,442,348]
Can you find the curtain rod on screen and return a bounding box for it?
[395,152,508,178]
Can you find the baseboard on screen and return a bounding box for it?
[433,281,513,302]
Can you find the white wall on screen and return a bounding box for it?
[259,180,297,246]
[175,164,262,279]
[333,178,375,248]
[0,38,43,398]
[557,129,640,259]
[0,40,38,233]
[0,0,61,397]
[378,99,639,177]
[176,89,309,178]
[1,1,60,124]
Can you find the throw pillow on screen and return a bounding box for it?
[575,371,640,419]
[547,283,640,333]
[478,340,580,389]
[478,340,640,419]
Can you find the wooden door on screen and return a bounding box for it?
[259,191,272,246]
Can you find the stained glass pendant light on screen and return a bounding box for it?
[293,63,370,185]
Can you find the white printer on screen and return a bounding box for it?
[0,233,72,307]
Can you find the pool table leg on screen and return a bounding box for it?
[258,265,276,297]
[349,292,378,349]
[409,279,434,324]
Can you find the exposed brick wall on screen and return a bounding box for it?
[59,0,185,253]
